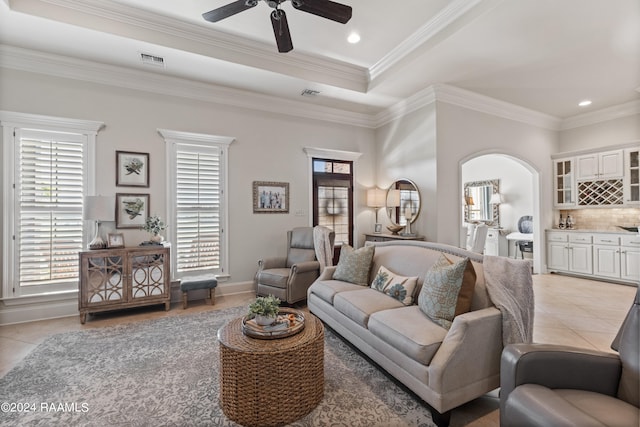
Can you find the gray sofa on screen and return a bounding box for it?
[307,241,521,426]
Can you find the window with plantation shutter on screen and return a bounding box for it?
[160,129,233,280]
[18,133,85,286]
[175,149,221,272]
[2,112,102,298]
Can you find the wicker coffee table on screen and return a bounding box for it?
[217,312,324,427]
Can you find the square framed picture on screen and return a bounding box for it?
[116,151,149,187]
[107,233,125,248]
[116,193,149,229]
[253,181,289,213]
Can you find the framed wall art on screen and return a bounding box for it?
[116,193,149,229]
[116,151,149,187]
[253,181,289,213]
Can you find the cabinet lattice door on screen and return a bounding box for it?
[79,246,170,323]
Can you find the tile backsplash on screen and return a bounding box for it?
[558,208,640,231]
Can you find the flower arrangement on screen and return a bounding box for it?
[247,295,281,319]
[142,214,167,236]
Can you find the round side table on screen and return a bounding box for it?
[217,313,324,427]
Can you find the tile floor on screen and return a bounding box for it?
[0,273,636,426]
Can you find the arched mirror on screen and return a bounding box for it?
[386,179,421,227]
[463,179,500,226]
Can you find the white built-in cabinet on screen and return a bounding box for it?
[624,148,639,205]
[547,230,639,284]
[553,157,575,207]
[576,150,624,180]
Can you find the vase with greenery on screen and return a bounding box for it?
[247,295,281,326]
[142,214,167,243]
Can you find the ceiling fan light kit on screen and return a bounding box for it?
[202,0,352,53]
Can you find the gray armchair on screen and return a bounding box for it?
[255,227,334,304]
[500,288,640,426]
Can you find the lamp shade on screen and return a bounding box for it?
[84,196,115,221]
[490,193,504,204]
[367,188,386,208]
[387,189,401,207]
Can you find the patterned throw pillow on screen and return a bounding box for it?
[333,244,375,285]
[370,266,418,305]
[418,254,469,329]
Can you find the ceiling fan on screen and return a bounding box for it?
[202,0,352,53]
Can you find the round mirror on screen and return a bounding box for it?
[386,179,421,226]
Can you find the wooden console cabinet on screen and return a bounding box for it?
[79,246,171,324]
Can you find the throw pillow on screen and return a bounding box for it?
[371,266,394,291]
[333,244,375,285]
[418,254,469,329]
[455,257,477,316]
[370,266,418,305]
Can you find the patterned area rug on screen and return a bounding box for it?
[0,306,435,426]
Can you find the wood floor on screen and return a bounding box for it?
[0,273,636,426]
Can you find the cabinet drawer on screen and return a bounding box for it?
[547,232,568,242]
[593,234,620,245]
[569,234,592,244]
[622,235,640,247]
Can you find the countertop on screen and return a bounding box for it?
[546,228,639,234]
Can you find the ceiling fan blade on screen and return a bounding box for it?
[271,9,293,53]
[202,0,258,23]
[292,0,352,24]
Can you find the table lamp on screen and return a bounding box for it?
[367,188,386,233]
[84,196,115,249]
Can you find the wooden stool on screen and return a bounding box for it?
[180,276,217,309]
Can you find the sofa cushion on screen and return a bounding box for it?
[308,279,367,305]
[456,256,477,316]
[333,244,375,285]
[334,288,404,328]
[370,265,418,305]
[418,254,469,329]
[369,305,447,366]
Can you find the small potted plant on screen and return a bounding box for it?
[142,214,167,243]
[247,295,281,326]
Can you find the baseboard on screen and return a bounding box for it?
[0,280,256,326]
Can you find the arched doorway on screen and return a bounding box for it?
[460,153,542,273]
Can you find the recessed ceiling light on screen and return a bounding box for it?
[578,100,592,107]
[347,32,360,44]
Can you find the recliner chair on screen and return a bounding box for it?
[255,227,334,304]
[500,288,640,426]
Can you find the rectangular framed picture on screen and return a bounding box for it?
[253,181,289,213]
[116,151,149,187]
[115,193,149,229]
[107,233,125,248]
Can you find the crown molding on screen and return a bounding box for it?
[369,0,483,83]
[10,0,368,92]
[559,100,640,130]
[374,86,438,127]
[433,84,563,130]
[0,45,377,129]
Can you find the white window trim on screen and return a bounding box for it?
[158,129,234,280]
[1,111,104,300]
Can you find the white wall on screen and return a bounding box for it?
[559,114,640,152]
[462,154,534,233]
[0,68,376,291]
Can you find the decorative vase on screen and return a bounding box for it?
[150,233,163,243]
[255,314,276,326]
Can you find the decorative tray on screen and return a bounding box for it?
[242,308,305,340]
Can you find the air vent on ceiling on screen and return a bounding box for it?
[301,89,321,97]
[140,53,165,67]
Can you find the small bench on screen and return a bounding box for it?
[180,275,218,309]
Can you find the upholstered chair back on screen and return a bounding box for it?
[286,227,317,267]
[615,288,640,407]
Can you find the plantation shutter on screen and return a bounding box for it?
[175,147,221,272]
[18,130,85,285]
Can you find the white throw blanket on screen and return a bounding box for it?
[483,255,534,345]
[313,226,334,273]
